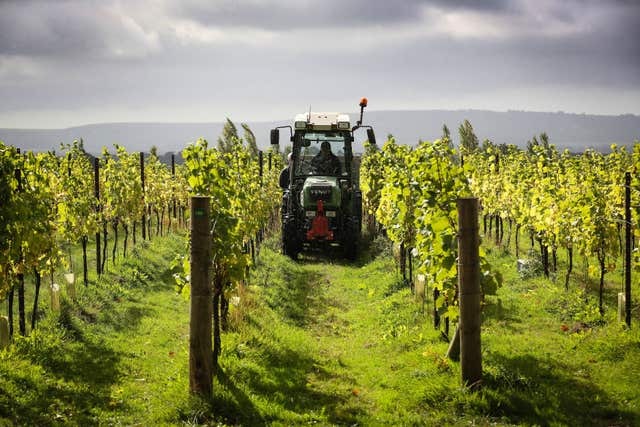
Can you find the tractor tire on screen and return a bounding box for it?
[282,219,300,260]
[283,236,299,260]
[343,219,359,261]
[343,239,357,261]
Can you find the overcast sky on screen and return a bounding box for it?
[1,0,639,128]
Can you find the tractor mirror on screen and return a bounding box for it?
[367,128,377,145]
[270,129,280,145]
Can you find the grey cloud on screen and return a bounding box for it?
[422,0,513,12]
[171,0,425,30]
[0,0,159,58]
[170,0,526,31]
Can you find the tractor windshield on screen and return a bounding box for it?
[294,132,347,177]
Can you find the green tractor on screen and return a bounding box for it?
[271,98,377,260]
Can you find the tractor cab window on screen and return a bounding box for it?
[295,132,346,177]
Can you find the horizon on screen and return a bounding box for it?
[2,107,639,131]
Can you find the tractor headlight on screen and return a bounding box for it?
[295,121,307,129]
[306,211,316,217]
[337,121,350,130]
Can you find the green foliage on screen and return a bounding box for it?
[241,123,259,159]
[182,137,280,292]
[359,139,383,227]
[217,118,238,153]
[550,287,603,325]
[170,253,190,297]
[632,142,640,272]
[0,141,187,301]
[0,143,60,297]
[466,136,638,303]
[361,136,502,325]
[458,119,479,154]
[101,145,144,227]
[58,141,99,246]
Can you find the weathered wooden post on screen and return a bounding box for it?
[624,172,631,327]
[140,152,146,241]
[94,157,101,276]
[0,316,9,349]
[268,151,272,171]
[189,196,213,396]
[171,154,177,220]
[15,160,26,336]
[258,150,263,186]
[458,197,482,387]
[433,288,440,329]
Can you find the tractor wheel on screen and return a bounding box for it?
[343,220,358,261]
[343,239,357,261]
[282,220,300,260]
[283,236,299,260]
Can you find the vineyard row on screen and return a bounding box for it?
[361,127,640,329]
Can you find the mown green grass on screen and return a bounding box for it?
[1,229,639,426]
[478,243,640,426]
[1,233,191,425]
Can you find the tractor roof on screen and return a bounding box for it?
[294,112,350,131]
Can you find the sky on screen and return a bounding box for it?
[1,0,639,128]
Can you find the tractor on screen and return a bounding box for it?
[271,98,377,260]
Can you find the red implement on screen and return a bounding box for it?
[306,199,334,240]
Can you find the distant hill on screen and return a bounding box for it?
[1,110,638,155]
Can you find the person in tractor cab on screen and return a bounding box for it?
[311,141,341,175]
[279,152,292,189]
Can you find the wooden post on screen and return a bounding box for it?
[258,151,263,186]
[140,152,146,240]
[415,274,426,300]
[50,284,60,312]
[31,268,42,331]
[446,325,460,361]
[9,148,18,339]
[618,293,626,323]
[624,172,631,327]
[433,288,440,329]
[189,196,213,396]
[408,249,413,291]
[64,273,76,301]
[268,151,272,171]
[172,154,177,219]
[94,158,101,276]
[458,197,482,387]
[15,156,25,336]
[0,316,9,349]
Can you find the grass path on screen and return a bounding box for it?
[214,241,465,426]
